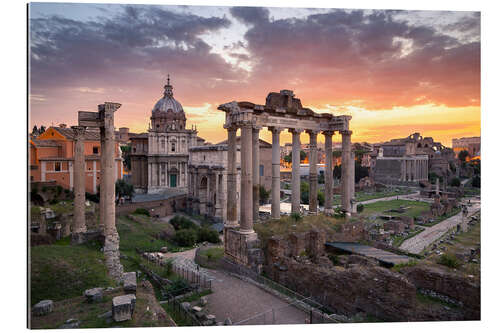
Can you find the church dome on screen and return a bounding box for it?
[152,75,184,114]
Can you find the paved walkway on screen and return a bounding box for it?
[205,269,307,325]
[399,201,481,254]
[162,247,307,325]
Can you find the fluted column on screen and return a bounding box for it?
[225,126,238,228]
[341,130,352,215]
[72,126,87,241]
[240,124,253,233]
[99,130,105,225]
[323,131,334,214]
[402,159,406,181]
[252,126,261,222]
[350,150,356,212]
[307,130,318,214]
[270,127,282,219]
[289,128,302,214]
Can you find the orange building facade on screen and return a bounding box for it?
[29,126,123,194]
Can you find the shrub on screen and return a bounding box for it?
[174,228,198,247]
[49,198,59,205]
[357,204,364,213]
[133,208,150,216]
[41,186,48,193]
[438,253,461,269]
[290,212,302,222]
[450,177,461,187]
[317,191,325,207]
[197,227,220,244]
[85,192,100,203]
[167,278,190,296]
[170,216,197,230]
[259,185,270,204]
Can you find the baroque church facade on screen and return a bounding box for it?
[130,77,204,193]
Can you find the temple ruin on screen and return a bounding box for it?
[218,90,354,270]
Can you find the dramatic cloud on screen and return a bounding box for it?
[233,8,480,109]
[29,4,480,145]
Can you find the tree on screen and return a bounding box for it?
[300,150,307,162]
[317,190,325,207]
[472,176,480,188]
[115,179,134,201]
[32,125,38,135]
[458,150,469,163]
[120,145,131,171]
[355,162,369,182]
[333,165,341,179]
[39,125,46,133]
[450,177,461,187]
[283,154,292,163]
[259,185,270,204]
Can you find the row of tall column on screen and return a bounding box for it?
[401,158,428,181]
[225,125,354,233]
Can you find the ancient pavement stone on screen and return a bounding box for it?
[84,288,104,303]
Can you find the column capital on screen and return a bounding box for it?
[268,126,283,134]
[252,125,262,132]
[322,130,335,137]
[340,130,353,136]
[288,128,303,135]
[71,126,86,139]
[224,123,238,131]
[306,129,320,136]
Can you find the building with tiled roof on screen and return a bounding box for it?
[29,125,123,193]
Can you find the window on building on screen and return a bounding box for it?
[259,165,264,177]
[55,162,61,172]
[161,138,165,149]
[93,146,99,154]
[171,142,176,152]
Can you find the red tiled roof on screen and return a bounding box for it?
[52,127,101,140]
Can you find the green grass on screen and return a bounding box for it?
[423,207,461,226]
[30,240,115,306]
[198,247,224,261]
[360,199,430,219]
[392,259,419,272]
[178,289,212,303]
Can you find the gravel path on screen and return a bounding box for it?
[399,201,481,254]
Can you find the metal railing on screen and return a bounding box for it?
[172,263,212,290]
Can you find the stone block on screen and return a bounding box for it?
[181,302,191,311]
[123,272,137,294]
[84,287,103,303]
[191,306,202,312]
[59,318,80,329]
[33,300,53,316]
[112,295,135,322]
[199,296,208,306]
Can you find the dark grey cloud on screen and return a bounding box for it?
[234,8,480,108]
[29,5,236,89]
[229,6,270,26]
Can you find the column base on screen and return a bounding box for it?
[324,208,334,215]
[70,231,87,245]
[224,227,263,271]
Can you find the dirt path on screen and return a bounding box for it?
[399,202,481,254]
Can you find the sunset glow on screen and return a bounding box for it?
[29,3,480,146]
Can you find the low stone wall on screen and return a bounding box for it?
[116,195,187,217]
[400,265,480,319]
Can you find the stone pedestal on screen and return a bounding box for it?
[224,227,263,271]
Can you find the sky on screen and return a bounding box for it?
[28,2,480,146]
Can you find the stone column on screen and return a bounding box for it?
[270,127,282,219]
[99,132,105,226]
[99,102,123,282]
[225,126,238,228]
[71,126,87,243]
[323,131,334,214]
[341,130,353,215]
[350,150,356,212]
[252,126,261,222]
[307,130,318,215]
[240,123,253,233]
[289,128,302,214]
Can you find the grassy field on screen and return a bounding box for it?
[359,199,430,219]
[330,187,415,206]
[30,239,115,306]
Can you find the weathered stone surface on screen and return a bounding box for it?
[112,295,135,322]
[33,300,53,316]
[181,302,191,311]
[160,247,168,253]
[400,264,480,319]
[123,271,137,294]
[199,296,208,306]
[191,306,202,312]
[59,318,80,329]
[84,287,103,303]
[224,317,232,325]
